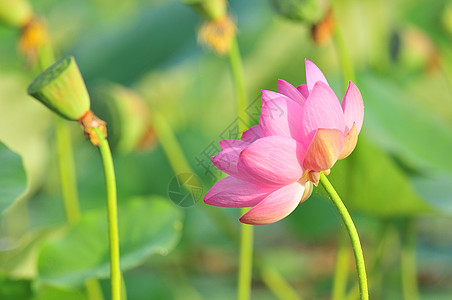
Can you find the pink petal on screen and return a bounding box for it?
[342,81,364,133]
[303,128,344,172]
[212,143,248,178]
[305,59,329,92]
[259,97,304,141]
[261,90,290,104]
[301,81,345,146]
[278,79,306,105]
[296,84,309,99]
[239,182,306,225]
[237,135,306,186]
[205,176,274,208]
[241,125,262,143]
[219,139,248,150]
[338,123,358,160]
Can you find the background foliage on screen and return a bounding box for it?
[0,0,452,299]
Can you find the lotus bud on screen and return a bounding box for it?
[271,0,325,24]
[92,83,154,154]
[0,0,33,28]
[27,56,90,121]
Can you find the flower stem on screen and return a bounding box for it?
[319,172,368,300]
[93,127,121,300]
[260,263,301,300]
[228,36,248,132]
[228,35,254,300]
[54,116,81,224]
[400,218,419,300]
[332,228,350,300]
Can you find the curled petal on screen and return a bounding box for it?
[212,142,248,177]
[303,128,344,172]
[305,59,329,92]
[342,81,364,133]
[259,97,304,140]
[238,135,306,186]
[278,79,306,105]
[261,90,290,104]
[205,176,274,208]
[241,125,262,143]
[301,81,345,146]
[338,123,358,160]
[296,84,309,99]
[300,181,313,202]
[239,182,305,225]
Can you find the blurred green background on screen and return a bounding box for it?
[0,0,452,299]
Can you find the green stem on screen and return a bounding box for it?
[238,218,253,300]
[319,173,368,300]
[332,12,356,87]
[54,116,81,224]
[260,264,301,300]
[228,35,254,300]
[400,218,419,300]
[228,36,248,133]
[85,278,105,300]
[93,127,121,300]
[332,228,350,300]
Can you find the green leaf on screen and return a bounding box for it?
[32,285,87,300]
[37,196,183,287]
[359,72,452,173]
[329,135,432,217]
[0,142,27,213]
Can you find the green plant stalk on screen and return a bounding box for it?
[260,264,301,300]
[401,218,419,300]
[93,127,121,300]
[332,13,356,87]
[54,116,81,224]
[332,228,350,300]
[228,35,254,300]
[319,173,368,300]
[85,278,105,300]
[34,23,104,300]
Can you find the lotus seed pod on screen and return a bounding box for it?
[27,56,90,120]
[183,0,226,21]
[271,0,325,24]
[0,0,33,28]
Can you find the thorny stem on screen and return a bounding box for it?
[319,173,369,300]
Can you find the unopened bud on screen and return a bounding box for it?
[92,83,154,153]
[271,0,325,24]
[27,56,90,121]
[0,0,33,28]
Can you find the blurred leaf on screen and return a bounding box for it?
[0,276,32,300]
[37,196,183,287]
[359,72,452,173]
[0,142,27,213]
[32,285,87,300]
[329,135,432,216]
[411,172,452,215]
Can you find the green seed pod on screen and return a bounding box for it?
[0,0,33,28]
[271,0,324,24]
[183,0,226,21]
[27,56,90,121]
[92,83,153,154]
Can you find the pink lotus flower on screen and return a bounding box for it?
[205,59,364,225]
